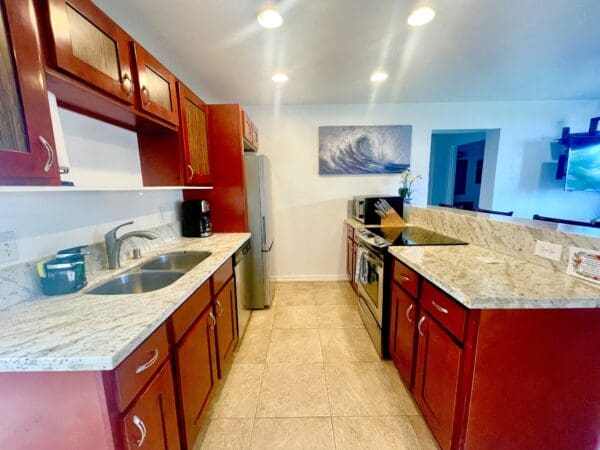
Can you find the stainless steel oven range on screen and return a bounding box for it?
[355,226,467,357]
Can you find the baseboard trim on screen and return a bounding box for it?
[271,275,349,282]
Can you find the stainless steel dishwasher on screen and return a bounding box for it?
[233,239,252,338]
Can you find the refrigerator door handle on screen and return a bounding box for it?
[262,241,274,253]
[262,216,267,247]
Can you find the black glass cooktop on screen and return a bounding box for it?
[370,226,467,246]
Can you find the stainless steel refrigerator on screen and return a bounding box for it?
[243,153,274,308]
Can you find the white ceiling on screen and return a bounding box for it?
[99,0,600,104]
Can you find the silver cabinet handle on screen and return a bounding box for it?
[431,301,449,314]
[38,136,54,173]
[215,299,223,316]
[121,73,134,96]
[187,164,194,180]
[132,415,147,447]
[398,274,410,282]
[405,304,414,323]
[209,311,217,330]
[135,349,159,374]
[141,86,151,105]
[417,316,426,337]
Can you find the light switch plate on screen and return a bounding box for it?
[0,231,18,264]
[534,240,563,262]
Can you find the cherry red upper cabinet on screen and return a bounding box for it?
[45,0,135,105]
[178,83,211,185]
[132,43,179,126]
[0,0,60,185]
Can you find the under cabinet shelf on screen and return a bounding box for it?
[0,185,213,193]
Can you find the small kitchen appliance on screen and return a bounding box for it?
[182,199,213,237]
[353,195,404,224]
[38,246,89,295]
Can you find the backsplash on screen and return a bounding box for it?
[405,205,600,273]
[0,222,181,310]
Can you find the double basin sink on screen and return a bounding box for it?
[88,251,211,295]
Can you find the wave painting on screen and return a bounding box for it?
[319,125,412,175]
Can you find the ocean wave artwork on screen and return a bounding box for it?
[319,125,412,175]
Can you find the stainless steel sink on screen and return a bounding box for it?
[88,270,185,295]
[140,251,212,272]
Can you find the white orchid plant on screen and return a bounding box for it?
[398,169,422,203]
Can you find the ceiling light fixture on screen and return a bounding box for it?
[407,7,435,26]
[257,8,283,29]
[370,71,389,82]
[272,73,289,83]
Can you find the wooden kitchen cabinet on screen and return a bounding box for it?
[413,312,462,450]
[346,236,353,282]
[242,109,259,151]
[44,0,135,105]
[132,43,179,125]
[389,282,417,387]
[0,0,60,185]
[174,304,218,449]
[122,361,180,450]
[214,277,238,376]
[345,224,358,292]
[178,83,211,185]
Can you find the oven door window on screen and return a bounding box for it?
[359,254,380,309]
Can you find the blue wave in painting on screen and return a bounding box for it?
[319,126,411,175]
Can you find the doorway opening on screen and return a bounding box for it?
[428,129,500,210]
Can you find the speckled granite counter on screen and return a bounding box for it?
[388,244,600,309]
[344,217,365,229]
[0,233,250,372]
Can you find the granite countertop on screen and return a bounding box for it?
[388,244,600,309]
[0,233,250,372]
[344,217,365,229]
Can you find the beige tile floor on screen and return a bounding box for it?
[195,281,440,450]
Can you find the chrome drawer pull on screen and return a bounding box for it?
[132,415,147,447]
[216,299,223,316]
[135,349,159,374]
[405,304,414,323]
[187,164,195,180]
[121,73,134,96]
[432,301,449,314]
[38,136,54,173]
[417,316,426,337]
[209,311,217,330]
[398,274,410,282]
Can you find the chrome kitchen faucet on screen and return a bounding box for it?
[105,221,158,269]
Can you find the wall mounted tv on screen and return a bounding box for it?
[565,136,600,191]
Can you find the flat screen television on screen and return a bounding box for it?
[565,136,600,191]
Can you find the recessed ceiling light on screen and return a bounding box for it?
[257,8,283,29]
[370,71,388,82]
[407,7,435,26]
[272,73,289,83]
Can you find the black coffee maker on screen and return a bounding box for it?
[182,200,213,237]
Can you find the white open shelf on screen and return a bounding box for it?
[0,186,213,193]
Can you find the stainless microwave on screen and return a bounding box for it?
[352,195,404,224]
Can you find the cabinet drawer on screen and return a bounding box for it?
[113,323,169,411]
[393,259,419,299]
[211,258,233,296]
[346,224,354,238]
[170,282,211,343]
[421,280,467,342]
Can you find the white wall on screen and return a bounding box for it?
[245,100,600,280]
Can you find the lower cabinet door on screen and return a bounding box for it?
[389,283,417,387]
[413,313,462,450]
[351,241,358,292]
[123,361,180,450]
[214,277,238,376]
[346,237,353,283]
[175,305,219,449]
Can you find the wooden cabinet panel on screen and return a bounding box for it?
[45,0,135,104]
[346,237,353,284]
[113,324,169,412]
[413,312,462,450]
[132,43,179,125]
[214,277,238,377]
[351,241,358,292]
[392,260,419,299]
[171,281,211,343]
[389,282,417,387]
[175,305,219,449]
[0,0,60,184]
[421,280,467,342]
[242,109,258,150]
[211,259,234,296]
[123,361,180,450]
[178,83,211,185]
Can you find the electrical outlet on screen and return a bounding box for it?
[534,240,563,262]
[0,231,19,264]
